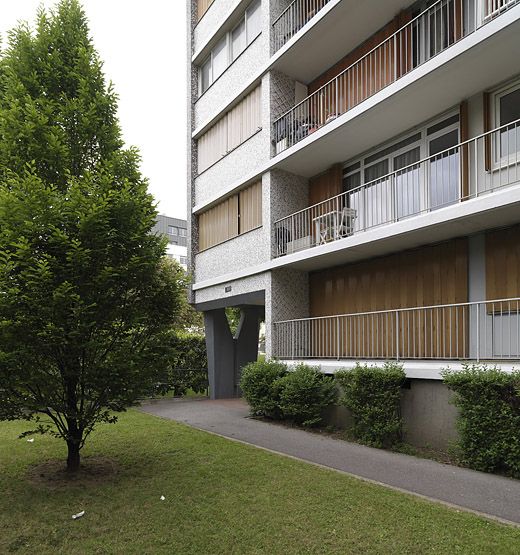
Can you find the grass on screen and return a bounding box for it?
[1,411,519,554]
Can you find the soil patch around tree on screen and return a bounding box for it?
[27,456,120,488]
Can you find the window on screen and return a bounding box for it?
[232,20,246,61]
[343,112,460,229]
[198,0,262,95]
[179,228,187,237]
[180,256,188,266]
[246,0,262,44]
[494,82,520,160]
[168,225,178,236]
[198,181,262,251]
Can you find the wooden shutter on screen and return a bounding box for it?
[197,0,214,21]
[239,181,262,233]
[483,92,492,171]
[460,100,469,199]
[486,225,520,301]
[198,85,261,173]
[198,195,239,251]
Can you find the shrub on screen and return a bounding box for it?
[336,363,405,448]
[240,360,288,418]
[156,333,208,396]
[442,364,520,477]
[276,364,337,427]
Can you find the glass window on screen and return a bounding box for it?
[201,58,211,93]
[246,0,262,44]
[498,86,520,157]
[168,225,178,236]
[212,37,228,81]
[364,159,389,183]
[180,256,188,265]
[429,129,459,209]
[179,228,187,237]
[232,19,246,61]
[394,147,421,219]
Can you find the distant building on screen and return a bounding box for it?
[154,215,188,269]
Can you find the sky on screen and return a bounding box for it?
[0,0,187,218]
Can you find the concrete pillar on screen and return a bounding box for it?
[204,306,263,399]
[204,309,235,399]
[235,306,263,392]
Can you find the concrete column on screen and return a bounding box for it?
[235,306,263,392]
[204,306,263,399]
[204,309,235,399]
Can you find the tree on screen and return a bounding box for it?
[166,259,204,333]
[0,0,183,471]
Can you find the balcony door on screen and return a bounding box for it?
[428,125,460,210]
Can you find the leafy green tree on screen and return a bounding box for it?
[0,0,183,471]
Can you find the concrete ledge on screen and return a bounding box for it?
[284,359,519,379]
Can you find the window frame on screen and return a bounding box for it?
[198,0,262,97]
[491,79,520,166]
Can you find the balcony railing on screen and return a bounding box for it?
[273,298,520,361]
[273,119,520,257]
[272,0,520,153]
[272,0,332,52]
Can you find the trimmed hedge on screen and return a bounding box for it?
[276,364,337,426]
[442,364,520,477]
[335,363,405,448]
[240,360,288,418]
[240,361,336,426]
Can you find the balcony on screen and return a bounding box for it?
[272,0,520,155]
[273,297,520,361]
[272,0,332,52]
[274,119,520,257]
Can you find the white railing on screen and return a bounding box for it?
[272,0,332,52]
[272,0,520,153]
[273,298,520,361]
[273,119,520,257]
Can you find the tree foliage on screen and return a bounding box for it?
[0,0,183,471]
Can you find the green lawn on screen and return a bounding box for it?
[1,411,519,554]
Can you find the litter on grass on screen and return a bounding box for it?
[160,495,165,501]
[72,511,85,520]
[26,438,34,443]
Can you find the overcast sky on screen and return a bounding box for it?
[0,0,187,218]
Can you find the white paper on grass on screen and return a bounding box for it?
[160,496,165,501]
[72,511,85,520]
[26,438,34,443]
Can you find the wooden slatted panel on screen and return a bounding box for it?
[227,86,262,152]
[309,239,468,358]
[239,181,262,233]
[197,0,214,21]
[486,225,520,301]
[198,85,261,174]
[198,117,228,173]
[198,195,239,251]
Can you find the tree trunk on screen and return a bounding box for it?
[66,440,81,472]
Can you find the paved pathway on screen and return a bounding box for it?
[140,397,520,525]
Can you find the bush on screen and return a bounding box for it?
[336,363,405,448]
[240,360,288,418]
[276,364,337,427]
[442,364,520,477]
[156,333,208,396]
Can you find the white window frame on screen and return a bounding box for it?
[343,110,460,226]
[491,78,520,166]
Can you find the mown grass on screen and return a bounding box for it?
[1,410,519,554]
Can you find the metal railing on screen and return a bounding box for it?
[273,298,520,361]
[273,119,520,257]
[272,0,520,153]
[272,0,332,52]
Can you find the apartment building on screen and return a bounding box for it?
[188,0,520,443]
[154,215,188,268]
